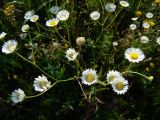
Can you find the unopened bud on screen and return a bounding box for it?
[76,37,85,46]
[148,76,153,81]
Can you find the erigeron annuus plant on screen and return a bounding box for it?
[1,0,157,105]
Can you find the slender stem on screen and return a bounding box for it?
[78,80,88,100]
[25,77,76,99]
[36,22,41,33]
[65,23,71,47]
[94,13,110,45]
[75,59,83,73]
[126,63,132,71]
[137,0,142,10]
[54,28,69,43]
[104,7,123,30]
[16,52,33,64]
[15,52,58,81]
[122,71,149,79]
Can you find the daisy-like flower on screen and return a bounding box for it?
[0,32,7,40]
[105,3,117,12]
[30,15,39,22]
[111,77,129,95]
[76,37,85,46]
[106,70,122,84]
[125,47,145,63]
[120,1,129,7]
[65,48,78,61]
[56,10,70,21]
[131,17,138,21]
[146,12,153,18]
[11,88,26,104]
[130,24,137,30]
[142,22,150,29]
[141,36,149,43]
[24,10,35,20]
[81,69,98,85]
[46,18,59,27]
[2,40,17,54]
[113,41,118,46]
[33,75,51,92]
[156,37,160,44]
[90,11,100,20]
[21,24,30,32]
[19,33,27,39]
[49,6,60,14]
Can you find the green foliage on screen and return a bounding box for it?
[0,0,160,119]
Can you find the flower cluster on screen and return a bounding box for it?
[1,0,157,107]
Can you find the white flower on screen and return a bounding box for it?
[113,41,118,46]
[146,12,153,18]
[49,6,60,14]
[65,48,78,61]
[111,77,129,95]
[46,18,59,27]
[131,17,138,21]
[106,70,122,84]
[156,37,160,44]
[2,40,17,54]
[11,88,25,104]
[76,37,85,46]
[24,10,35,20]
[141,36,149,43]
[105,3,117,12]
[130,24,137,30]
[21,24,30,32]
[90,11,100,20]
[34,75,51,92]
[0,32,7,40]
[120,1,129,7]
[142,22,150,29]
[30,15,39,22]
[125,47,145,63]
[81,69,98,85]
[56,10,70,21]
[19,33,27,39]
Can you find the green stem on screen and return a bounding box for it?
[104,7,123,30]
[25,77,76,99]
[94,13,110,45]
[54,28,69,43]
[15,52,58,81]
[36,22,41,33]
[65,23,71,47]
[122,71,149,80]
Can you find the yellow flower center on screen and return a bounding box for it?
[31,17,38,21]
[121,2,127,6]
[49,20,57,26]
[8,45,15,52]
[86,74,95,83]
[115,82,124,90]
[130,52,138,60]
[39,80,47,89]
[61,15,66,19]
[68,52,75,59]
